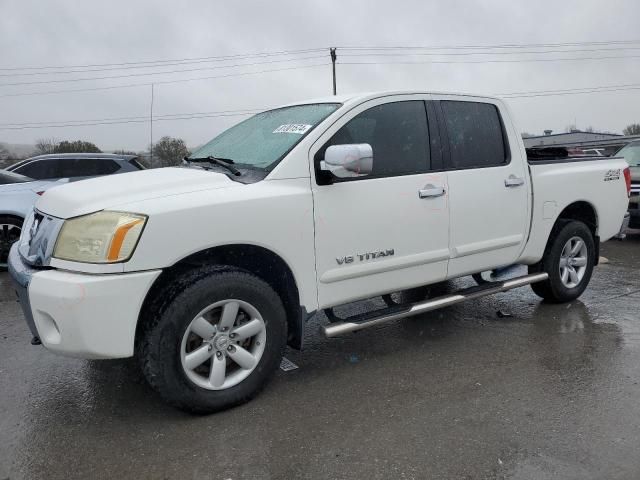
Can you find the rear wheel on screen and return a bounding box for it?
[0,216,23,268]
[138,267,287,413]
[529,221,595,303]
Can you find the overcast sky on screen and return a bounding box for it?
[1,0,639,151]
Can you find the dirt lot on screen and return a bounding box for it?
[1,233,640,479]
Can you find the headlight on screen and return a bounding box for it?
[53,211,147,263]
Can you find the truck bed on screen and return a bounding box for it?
[518,155,630,264]
[526,147,622,164]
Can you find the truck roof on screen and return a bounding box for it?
[276,90,501,108]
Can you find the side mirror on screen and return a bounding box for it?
[320,144,373,179]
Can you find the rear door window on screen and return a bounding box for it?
[440,101,508,169]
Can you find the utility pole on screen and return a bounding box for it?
[330,47,337,95]
[150,83,155,165]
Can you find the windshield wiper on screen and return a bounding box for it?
[185,156,241,176]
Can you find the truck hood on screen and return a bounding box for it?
[36,167,239,218]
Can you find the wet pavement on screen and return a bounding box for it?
[1,234,640,480]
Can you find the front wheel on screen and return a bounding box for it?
[138,267,287,413]
[529,220,595,303]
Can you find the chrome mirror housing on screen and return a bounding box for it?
[320,144,373,178]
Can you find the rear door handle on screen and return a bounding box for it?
[418,185,445,199]
[504,176,525,187]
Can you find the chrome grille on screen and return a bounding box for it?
[17,209,64,267]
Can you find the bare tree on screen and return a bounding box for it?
[623,124,640,136]
[54,140,101,153]
[0,143,9,168]
[35,138,58,155]
[152,136,190,167]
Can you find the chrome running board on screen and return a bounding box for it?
[323,272,548,338]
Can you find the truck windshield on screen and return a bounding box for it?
[617,142,640,167]
[189,103,340,170]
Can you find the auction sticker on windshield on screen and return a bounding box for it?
[273,124,312,134]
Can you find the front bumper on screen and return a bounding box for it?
[8,244,161,359]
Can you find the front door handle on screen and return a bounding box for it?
[418,185,445,199]
[504,175,525,188]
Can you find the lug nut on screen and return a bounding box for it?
[216,351,223,358]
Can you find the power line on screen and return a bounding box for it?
[0,48,326,72]
[0,50,328,78]
[0,110,263,130]
[6,47,639,79]
[0,55,327,87]
[3,82,640,131]
[499,82,640,96]
[338,46,640,57]
[0,62,328,98]
[338,54,640,66]
[0,108,265,127]
[3,41,637,73]
[338,40,640,51]
[502,84,640,98]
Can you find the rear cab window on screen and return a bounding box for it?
[439,100,509,169]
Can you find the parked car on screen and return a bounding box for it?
[1,153,145,267]
[8,91,631,413]
[5,153,145,181]
[0,171,66,266]
[614,140,640,229]
[579,148,608,157]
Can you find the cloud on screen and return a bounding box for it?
[1,0,639,150]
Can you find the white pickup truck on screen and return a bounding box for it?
[8,91,631,413]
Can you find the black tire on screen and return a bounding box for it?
[137,266,287,414]
[0,216,23,268]
[529,220,595,303]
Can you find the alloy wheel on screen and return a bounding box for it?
[180,299,267,390]
[559,236,588,289]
